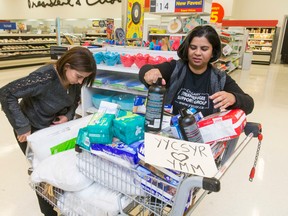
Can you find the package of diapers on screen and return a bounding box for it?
[90,139,144,165]
[87,112,115,144]
[113,114,145,145]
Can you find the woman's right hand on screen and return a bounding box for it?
[143,68,166,85]
[17,131,31,143]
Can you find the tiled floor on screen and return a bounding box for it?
[0,63,287,216]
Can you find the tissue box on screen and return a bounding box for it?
[113,114,145,145]
[87,113,115,144]
[197,109,246,143]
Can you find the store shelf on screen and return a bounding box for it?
[0,56,51,68]
[246,27,276,65]
[216,27,247,73]
[78,47,179,117]
[0,33,57,68]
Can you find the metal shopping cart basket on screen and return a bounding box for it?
[29,122,262,216]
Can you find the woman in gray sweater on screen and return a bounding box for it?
[0,46,97,216]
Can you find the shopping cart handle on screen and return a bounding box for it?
[244,122,262,137]
[203,177,221,192]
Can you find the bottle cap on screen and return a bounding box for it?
[179,108,188,117]
[156,77,162,85]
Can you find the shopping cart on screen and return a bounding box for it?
[30,122,262,216]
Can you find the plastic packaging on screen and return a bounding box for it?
[145,77,166,132]
[178,108,203,143]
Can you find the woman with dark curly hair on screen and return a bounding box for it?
[139,25,254,117]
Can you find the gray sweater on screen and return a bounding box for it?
[0,64,81,135]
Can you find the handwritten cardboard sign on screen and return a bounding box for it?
[144,133,218,177]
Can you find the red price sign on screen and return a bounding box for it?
[210,2,224,23]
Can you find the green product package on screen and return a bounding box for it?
[50,137,77,155]
[76,127,90,150]
[87,113,115,144]
[113,114,145,145]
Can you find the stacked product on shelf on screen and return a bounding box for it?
[215,27,248,73]
[146,15,207,51]
[77,47,179,117]
[246,27,276,65]
[221,19,278,65]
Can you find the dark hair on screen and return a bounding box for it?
[177,25,222,63]
[56,46,97,87]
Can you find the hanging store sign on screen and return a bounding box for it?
[175,0,203,13]
[150,0,204,13]
[210,2,224,23]
[27,0,121,9]
[126,0,144,39]
[0,22,17,30]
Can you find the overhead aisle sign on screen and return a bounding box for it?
[150,0,204,13]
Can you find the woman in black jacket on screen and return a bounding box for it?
[0,46,97,216]
[139,25,254,117]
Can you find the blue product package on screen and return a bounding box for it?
[90,139,144,165]
[92,92,114,109]
[112,94,135,111]
[94,74,116,86]
[126,79,147,91]
[93,52,104,64]
[132,96,146,115]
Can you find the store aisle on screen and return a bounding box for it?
[0,63,287,216]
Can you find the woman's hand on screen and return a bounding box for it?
[144,68,166,85]
[209,91,236,111]
[17,131,31,143]
[52,115,69,125]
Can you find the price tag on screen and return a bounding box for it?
[155,0,175,13]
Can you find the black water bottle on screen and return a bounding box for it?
[178,108,203,143]
[145,77,166,132]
